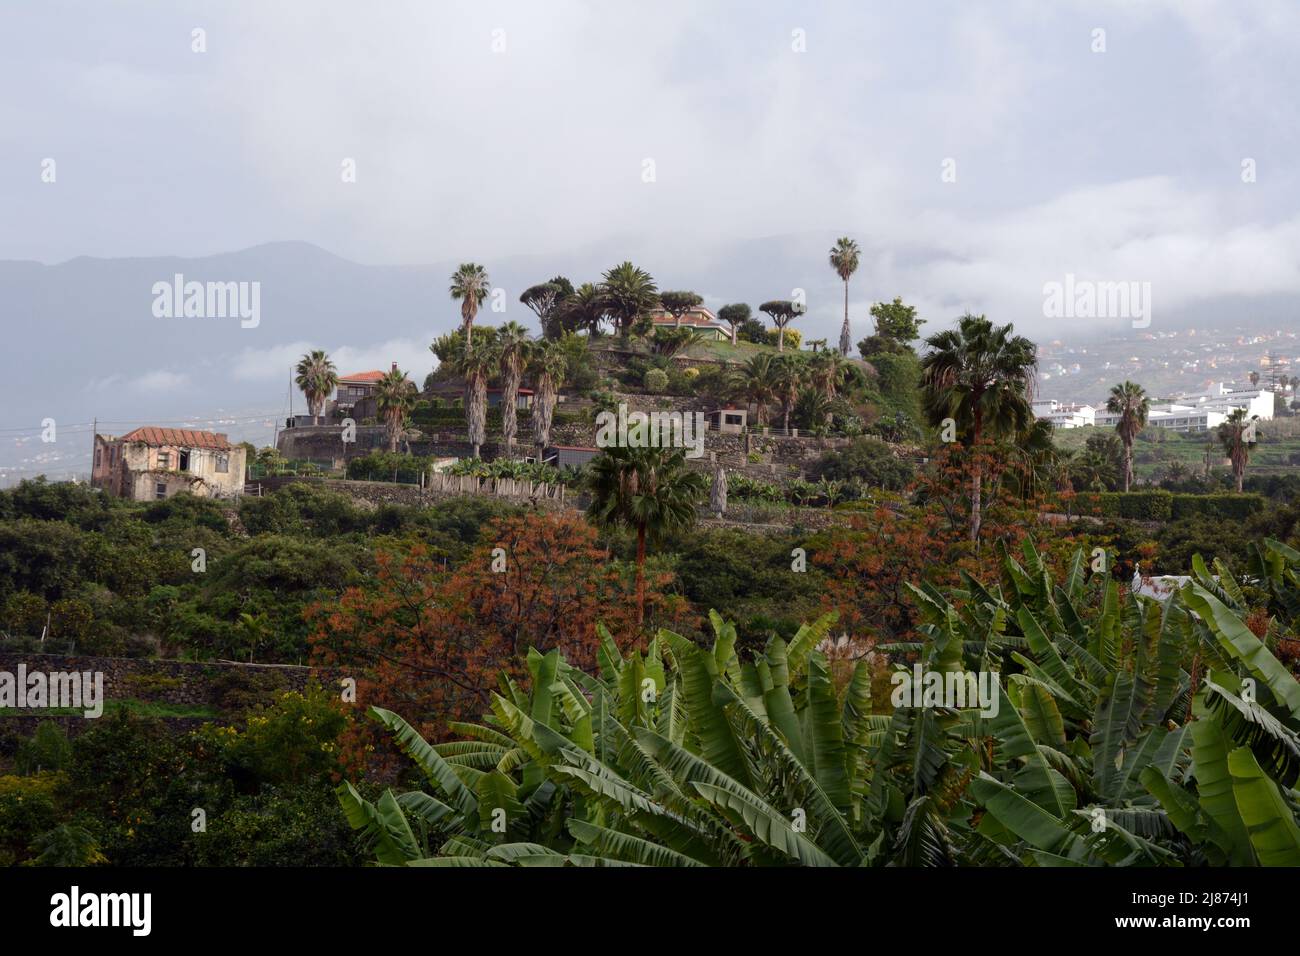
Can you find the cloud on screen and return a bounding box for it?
[230,336,439,384]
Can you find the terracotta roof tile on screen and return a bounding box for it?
[338,370,386,383]
[119,427,232,450]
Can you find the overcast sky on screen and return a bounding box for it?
[2,0,1299,462]
[4,1,1297,274]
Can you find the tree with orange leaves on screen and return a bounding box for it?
[308,511,693,749]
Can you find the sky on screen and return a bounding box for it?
[1,0,1298,476]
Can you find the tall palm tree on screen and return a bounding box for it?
[586,445,707,629]
[1106,380,1149,492]
[739,353,779,427]
[458,335,500,459]
[375,367,417,453]
[496,322,532,458]
[294,350,338,424]
[449,263,491,346]
[920,313,1037,542]
[828,237,860,356]
[1218,408,1259,492]
[600,262,659,336]
[529,339,568,459]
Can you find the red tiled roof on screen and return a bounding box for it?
[338,370,386,383]
[120,427,232,450]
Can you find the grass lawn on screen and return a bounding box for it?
[588,334,777,366]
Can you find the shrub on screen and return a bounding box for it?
[814,437,914,490]
[643,368,669,393]
[766,328,802,350]
[1170,493,1265,521]
[1070,491,1263,522]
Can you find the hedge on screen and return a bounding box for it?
[1070,491,1263,522]
[1169,493,1265,521]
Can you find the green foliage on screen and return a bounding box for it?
[1074,491,1264,522]
[344,451,434,483]
[814,437,915,490]
[15,721,72,775]
[342,537,1300,867]
[643,367,669,393]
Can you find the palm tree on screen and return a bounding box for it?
[375,366,417,453]
[717,303,750,346]
[1106,380,1149,492]
[445,333,500,459]
[772,355,806,433]
[1071,449,1117,492]
[739,353,779,427]
[1008,418,1058,502]
[759,299,800,352]
[1249,370,1261,388]
[920,313,1037,542]
[449,263,491,345]
[529,339,568,459]
[600,262,659,336]
[496,322,531,458]
[294,350,338,424]
[586,445,707,628]
[1218,408,1259,492]
[562,282,609,335]
[828,237,861,356]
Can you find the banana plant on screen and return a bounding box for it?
[339,539,1300,866]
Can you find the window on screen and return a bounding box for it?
[155,482,168,500]
[215,453,229,474]
[158,450,171,469]
[94,447,101,467]
[179,449,191,472]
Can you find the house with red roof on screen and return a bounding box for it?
[646,305,729,341]
[91,426,247,501]
[333,365,392,416]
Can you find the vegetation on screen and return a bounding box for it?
[339,537,1300,866]
[295,350,339,424]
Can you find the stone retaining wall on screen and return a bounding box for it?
[0,652,332,705]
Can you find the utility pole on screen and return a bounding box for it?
[90,416,97,487]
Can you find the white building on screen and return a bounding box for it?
[1093,382,1271,434]
[1032,400,1096,428]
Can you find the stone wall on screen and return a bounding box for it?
[253,476,579,511]
[275,425,479,465]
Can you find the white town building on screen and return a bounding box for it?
[1032,400,1096,428]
